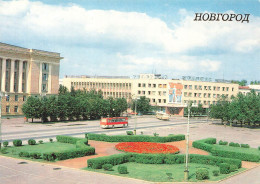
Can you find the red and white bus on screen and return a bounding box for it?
[100,117,128,129]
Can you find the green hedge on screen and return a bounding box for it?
[19,135,95,161]
[87,153,241,169]
[192,138,260,162]
[86,133,185,143]
[56,135,88,145]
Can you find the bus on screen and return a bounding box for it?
[156,112,170,120]
[100,117,128,129]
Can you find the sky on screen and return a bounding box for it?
[0,0,259,82]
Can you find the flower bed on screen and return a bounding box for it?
[115,142,179,154]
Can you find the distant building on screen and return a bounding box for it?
[62,73,239,116]
[0,43,62,116]
[239,85,260,95]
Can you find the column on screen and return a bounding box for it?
[39,62,42,93]
[18,60,23,93]
[48,64,52,94]
[1,58,6,92]
[26,61,30,93]
[10,59,15,92]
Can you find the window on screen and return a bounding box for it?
[23,96,26,101]
[194,93,197,97]
[198,93,201,97]
[6,106,10,113]
[14,106,18,113]
[232,87,234,92]
[43,74,48,81]
[138,91,141,94]
[15,95,18,101]
[213,94,216,98]
[163,84,167,88]
[142,91,145,95]
[208,86,211,90]
[43,63,48,71]
[213,86,216,91]
[152,99,155,103]
[15,60,19,69]
[42,84,47,92]
[198,100,201,104]
[138,83,141,87]
[184,85,188,89]
[222,87,225,91]
[189,85,192,89]
[189,92,192,97]
[204,86,207,90]
[226,87,229,91]
[199,85,202,90]
[148,83,151,88]
[6,95,10,102]
[158,99,161,103]
[204,93,207,98]
[142,83,146,87]
[148,91,151,95]
[163,91,166,96]
[195,85,198,90]
[163,99,166,103]
[184,92,187,97]
[208,93,211,98]
[153,84,156,88]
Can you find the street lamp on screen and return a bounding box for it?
[134,96,140,135]
[184,101,196,181]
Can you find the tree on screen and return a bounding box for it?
[47,96,58,122]
[131,96,151,114]
[22,96,42,122]
[58,85,69,95]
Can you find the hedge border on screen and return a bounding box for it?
[192,138,259,162]
[87,153,241,169]
[86,133,185,143]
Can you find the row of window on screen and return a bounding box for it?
[148,98,167,104]
[184,85,234,92]
[72,82,132,89]
[138,90,167,96]
[103,92,131,98]
[138,83,167,88]
[5,105,19,113]
[184,92,230,98]
[4,95,26,102]
[183,100,216,105]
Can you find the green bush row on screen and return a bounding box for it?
[219,140,228,145]
[192,138,259,162]
[56,135,88,145]
[229,142,240,147]
[19,152,42,159]
[86,133,185,143]
[87,153,241,169]
[43,147,95,161]
[13,139,22,147]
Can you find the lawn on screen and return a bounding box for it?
[84,163,245,182]
[0,142,76,161]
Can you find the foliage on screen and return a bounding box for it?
[87,153,242,170]
[219,140,228,145]
[102,164,113,171]
[131,96,151,114]
[126,131,134,135]
[210,91,260,126]
[49,138,53,143]
[240,144,250,148]
[230,164,238,172]
[3,141,8,147]
[229,142,240,147]
[193,138,259,162]
[196,168,209,180]
[86,133,185,143]
[118,165,128,174]
[219,163,230,174]
[231,79,247,86]
[184,103,206,117]
[38,140,43,144]
[212,170,219,176]
[23,85,128,122]
[13,140,22,147]
[28,139,36,145]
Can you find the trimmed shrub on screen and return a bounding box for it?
[126,131,133,135]
[42,152,56,161]
[38,140,43,144]
[196,168,209,180]
[192,138,216,152]
[102,164,113,171]
[258,146,260,151]
[219,140,228,145]
[241,144,250,148]
[220,163,230,174]
[13,139,22,147]
[229,142,240,147]
[212,170,219,176]
[230,164,238,172]
[86,133,185,143]
[3,141,8,147]
[87,153,241,169]
[19,151,30,157]
[118,165,128,174]
[56,135,88,145]
[49,138,53,143]
[30,152,41,159]
[0,148,7,154]
[28,139,36,145]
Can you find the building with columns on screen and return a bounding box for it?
[0,43,62,116]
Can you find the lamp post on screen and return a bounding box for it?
[184,104,190,181]
[134,96,140,135]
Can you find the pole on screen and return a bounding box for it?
[134,99,137,135]
[0,94,2,149]
[184,105,190,181]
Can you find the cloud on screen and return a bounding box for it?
[1,0,259,55]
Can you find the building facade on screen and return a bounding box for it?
[0,43,62,115]
[62,74,239,116]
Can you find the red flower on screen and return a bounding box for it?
[115,142,179,154]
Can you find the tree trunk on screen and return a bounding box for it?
[32,118,34,123]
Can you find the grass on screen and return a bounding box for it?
[84,163,245,182]
[0,142,76,161]
[214,144,260,155]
